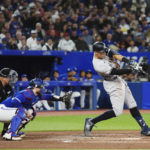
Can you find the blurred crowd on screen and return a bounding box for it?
[0,0,150,52]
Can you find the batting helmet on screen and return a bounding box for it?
[93,42,108,52]
[29,78,43,88]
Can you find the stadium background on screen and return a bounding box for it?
[0,0,150,149]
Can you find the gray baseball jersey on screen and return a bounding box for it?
[92,52,137,116]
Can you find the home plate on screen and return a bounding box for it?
[120,137,141,140]
[63,140,73,143]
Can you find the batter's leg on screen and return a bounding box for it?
[84,80,125,136]
[125,85,150,136]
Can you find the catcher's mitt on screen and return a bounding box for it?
[61,91,72,109]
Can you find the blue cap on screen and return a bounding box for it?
[37,37,41,41]
[135,33,142,37]
[2,38,7,42]
[67,68,73,72]
[83,26,88,30]
[73,67,77,71]
[86,69,92,73]
[78,33,83,37]
[54,70,59,73]
[21,74,27,78]
[80,9,84,12]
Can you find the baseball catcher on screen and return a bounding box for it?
[0,78,72,140]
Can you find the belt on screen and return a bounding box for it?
[104,76,117,81]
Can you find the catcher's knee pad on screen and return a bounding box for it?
[17,108,36,132]
[26,108,36,120]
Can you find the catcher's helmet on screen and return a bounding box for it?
[93,42,108,52]
[29,78,43,88]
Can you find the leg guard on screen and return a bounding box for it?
[8,108,27,134]
[17,118,30,134]
[17,108,36,134]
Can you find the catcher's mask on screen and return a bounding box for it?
[0,68,18,86]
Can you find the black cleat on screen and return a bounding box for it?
[141,126,150,136]
[84,118,94,136]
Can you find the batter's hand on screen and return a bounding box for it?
[129,60,137,69]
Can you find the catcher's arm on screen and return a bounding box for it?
[51,91,72,109]
[40,90,73,109]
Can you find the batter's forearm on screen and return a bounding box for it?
[113,54,124,61]
[110,68,132,75]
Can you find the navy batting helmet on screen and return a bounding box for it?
[29,78,43,88]
[93,42,108,52]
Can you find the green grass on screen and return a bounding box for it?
[0,113,150,132]
[3,149,150,150]
[2,149,150,150]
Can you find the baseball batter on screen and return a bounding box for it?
[84,42,150,136]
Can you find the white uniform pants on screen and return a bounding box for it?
[59,91,81,110]
[0,104,17,123]
[103,76,137,116]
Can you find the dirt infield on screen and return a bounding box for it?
[0,131,150,149]
[0,110,150,149]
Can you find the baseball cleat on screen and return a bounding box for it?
[84,118,94,136]
[3,132,22,141]
[141,126,150,136]
[18,132,25,138]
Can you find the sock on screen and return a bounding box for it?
[91,110,116,124]
[130,107,148,129]
[1,123,9,136]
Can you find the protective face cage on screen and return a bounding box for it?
[8,70,18,86]
[0,68,18,86]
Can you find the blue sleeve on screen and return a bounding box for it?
[41,94,53,100]
[11,97,24,108]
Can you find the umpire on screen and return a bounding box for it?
[0,68,18,136]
